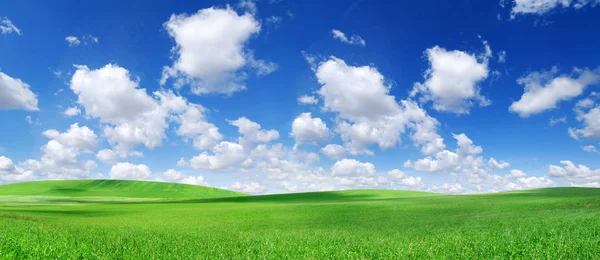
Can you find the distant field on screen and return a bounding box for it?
[1,180,599,258]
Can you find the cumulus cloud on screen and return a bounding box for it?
[515,176,554,188]
[161,169,209,186]
[15,124,99,181]
[387,169,425,188]
[175,105,222,150]
[226,181,267,194]
[570,104,600,140]
[0,72,39,111]
[161,6,275,95]
[548,160,600,186]
[320,144,345,160]
[0,18,21,35]
[489,158,510,170]
[109,162,152,180]
[230,117,279,145]
[63,106,81,117]
[71,64,216,156]
[297,95,318,105]
[429,183,464,194]
[96,149,118,164]
[405,132,521,192]
[187,117,279,172]
[509,67,600,117]
[189,141,252,171]
[315,57,445,155]
[411,44,491,114]
[331,29,366,46]
[291,113,329,145]
[511,0,600,18]
[0,156,35,184]
[331,159,376,176]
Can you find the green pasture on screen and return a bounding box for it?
[0,180,599,259]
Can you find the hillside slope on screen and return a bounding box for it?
[0,180,247,199]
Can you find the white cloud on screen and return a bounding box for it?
[429,183,464,194]
[63,106,81,117]
[71,64,210,156]
[0,156,35,184]
[405,133,519,192]
[177,158,187,167]
[582,145,598,153]
[16,124,99,181]
[549,116,567,126]
[24,116,39,125]
[498,51,507,63]
[315,57,445,155]
[237,0,257,14]
[71,64,157,124]
[570,105,600,139]
[161,169,209,186]
[387,169,425,188]
[96,149,117,164]
[291,113,329,145]
[320,144,345,160]
[548,160,600,186]
[331,159,376,176]
[0,71,39,111]
[65,36,81,46]
[109,162,152,180]
[189,141,252,171]
[509,67,600,117]
[65,35,99,46]
[161,6,274,95]
[511,0,600,17]
[229,117,279,145]
[0,18,21,35]
[411,45,491,114]
[175,105,222,150]
[186,117,279,172]
[297,95,318,105]
[0,156,16,175]
[507,169,527,178]
[516,176,554,188]
[489,158,510,169]
[226,181,266,194]
[331,29,366,46]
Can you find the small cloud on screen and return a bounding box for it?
[65,36,81,46]
[0,17,21,35]
[65,34,99,47]
[331,29,366,46]
[498,51,507,63]
[24,116,40,125]
[63,106,81,117]
[582,145,598,153]
[549,116,567,126]
[297,95,318,105]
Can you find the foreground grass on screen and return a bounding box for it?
[0,182,599,259]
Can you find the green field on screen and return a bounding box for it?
[1,180,599,259]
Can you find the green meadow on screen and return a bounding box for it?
[1,180,599,259]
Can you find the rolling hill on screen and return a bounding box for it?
[0,180,599,258]
[0,179,246,199]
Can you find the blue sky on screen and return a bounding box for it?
[1,0,600,194]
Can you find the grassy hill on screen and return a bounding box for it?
[1,181,599,258]
[0,179,246,199]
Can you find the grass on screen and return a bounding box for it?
[0,181,599,259]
